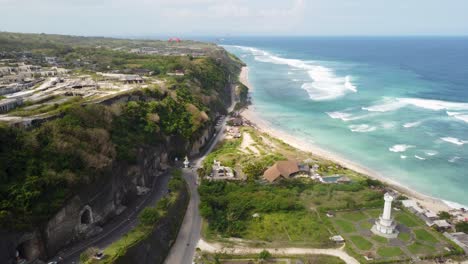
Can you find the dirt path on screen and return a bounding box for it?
[197,239,360,264]
[240,132,260,155]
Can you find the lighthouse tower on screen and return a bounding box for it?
[371,193,399,238]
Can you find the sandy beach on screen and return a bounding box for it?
[238,66,457,215]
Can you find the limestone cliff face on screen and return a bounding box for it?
[3,123,215,263]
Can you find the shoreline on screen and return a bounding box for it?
[238,66,460,214]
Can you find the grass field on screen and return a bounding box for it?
[395,211,422,227]
[334,219,356,233]
[377,246,404,258]
[329,209,455,262]
[349,235,373,250]
[414,229,438,243]
[243,211,332,247]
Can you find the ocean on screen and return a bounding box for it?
[222,37,468,208]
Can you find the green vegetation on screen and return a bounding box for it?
[398,232,411,242]
[349,236,373,250]
[437,211,451,220]
[455,221,468,233]
[258,250,271,260]
[334,219,355,233]
[408,242,435,255]
[413,229,438,243]
[377,246,404,258]
[0,32,242,231]
[395,211,421,227]
[371,235,388,244]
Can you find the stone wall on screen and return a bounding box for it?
[113,183,189,264]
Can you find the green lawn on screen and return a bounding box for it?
[349,235,373,250]
[243,212,332,247]
[408,242,436,255]
[334,219,356,233]
[398,232,411,242]
[364,208,381,218]
[359,221,373,230]
[414,229,438,243]
[371,235,388,244]
[377,246,404,258]
[395,212,421,227]
[338,211,367,222]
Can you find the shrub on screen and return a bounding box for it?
[258,249,271,260]
[138,207,160,226]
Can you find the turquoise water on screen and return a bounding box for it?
[223,37,468,207]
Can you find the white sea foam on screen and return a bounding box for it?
[442,200,468,210]
[325,111,372,122]
[389,144,414,153]
[440,137,468,146]
[381,121,396,129]
[349,124,377,133]
[363,97,468,113]
[446,111,468,124]
[448,156,461,163]
[230,45,357,101]
[414,155,426,160]
[400,155,407,159]
[424,150,438,156]
[344,76,357,92]
[403,121,422,128]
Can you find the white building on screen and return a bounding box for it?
[371,192,399,238]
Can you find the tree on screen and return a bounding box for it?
[258,249,271,261]
[437,211,451,220]
[138,207,160,226]
[455,221,468,233]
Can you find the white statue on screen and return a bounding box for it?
[183,156,189,168]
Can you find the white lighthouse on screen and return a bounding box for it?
[371,192,399,238]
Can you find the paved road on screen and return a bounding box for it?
[48,170,172,264]
[164,115,228,264]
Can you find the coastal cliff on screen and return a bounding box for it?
[0,32,243,263]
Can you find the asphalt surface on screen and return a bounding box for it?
[48,169,172,264]
[164,116,228,264]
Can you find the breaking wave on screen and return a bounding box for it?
[228,45,357,101]
[349,124,377,133]
[446,111,468,124]
[363,97,468,113]
[425,150,438,156]
[414,155,426,160]
[389,144,414,153]
[403,121,422,128]
[440,137,468,146]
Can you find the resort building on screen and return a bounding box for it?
[371,192,399,238]
[263,160,310,182]
[211,160,235,180]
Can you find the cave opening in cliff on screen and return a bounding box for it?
[80,208,92,225]
[15,242,28,261]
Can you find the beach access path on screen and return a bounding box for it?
[197,239,360,264]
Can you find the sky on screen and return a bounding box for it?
[1,0,467,37]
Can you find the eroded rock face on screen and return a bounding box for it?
[2,122,216,262]
[43,144,170,257]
